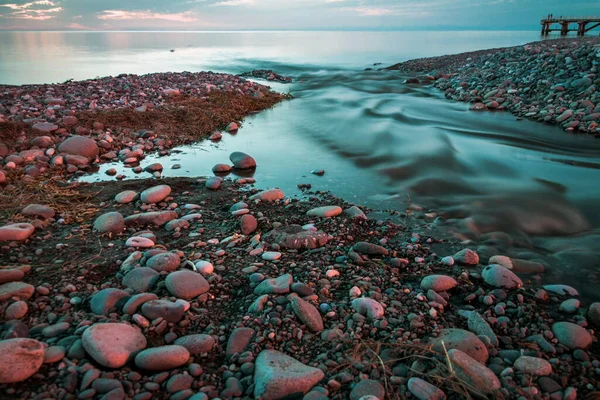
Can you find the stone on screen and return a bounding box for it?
[141,300,186,322]
[482,264,523,289]
[543,284,579,297]
[230,151,256,169]
[31,136,53,148]
[431,329,488,363]
[249,188,284,202]
[254,350,324,399]
[166,374,194,393]
[350,379,385,400]
[42,322,70,338]
[90,288,129,315]
[122,268,160,292]
[212,163,232,173]
[264,225,328,250]
[306,206,342,218]
[165,270,210,300]
[467,311,499,347]
[22,204,55,219]
[262,251,281,261]
[165,218,190,232]
[453,248,479,265]
[489,255,513,269]
[0,282,35,302]
[351,298,384,319]
[290,296,324,333]
[140,185,171,204]
[205,176,223,190]
[146,252,181,272]
[115,190,137,204]
[226,122,238,132]
[144,163,163,173]
[420,275,457,292]
[32,122,58,133]
[254,274,293,295]
[0,338,44,383]
[514,356,552,376]
[0,269,24,284]
[195,260,214,275]
[43,346,65,364]
[93,212,125,234]
[226,327,255,358]
[0,223,35,242]
[447,349,501,395]
[345,205,368,220]
[174,334,216,355]
[124,211,179,227]
[134,346,190,371]
[560,298,580,314]
[123,293,158,315]
[588,303,600,326]
[82,323,147,368]
[353,242,389,256]
[240,214,258,235]
[407,377,446,400]
[58,136,99,158]
[126,237,155,248]
[552,322,592,349]
[5,301,28,319]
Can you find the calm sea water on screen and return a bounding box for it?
[2,31,600,297]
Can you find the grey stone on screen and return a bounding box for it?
[90,288,129,315]
[254,273,292,295]
[58,136,98,158]
[0,338,44,383]
[447,349,501,395]
[134,345,190,371]
[174,334,215,355]
[431,329,488,363]
[290,296,324,333]
[93,212,125,234]
[146,252,181,272]
[420,275,457,292]
[165,270,210,300]
[122,268,159,293]
[407,377,446,400]
[482,264,523,289]
[264,225,328,250]
[353,241,389,256]
[230,151,256,169]
[82,323,147,368]
[552,322,592,349]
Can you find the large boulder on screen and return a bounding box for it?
[0,338,45,383]
[58,136,99,158]
[82,323,147,368]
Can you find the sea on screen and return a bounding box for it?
[2,30,600,298]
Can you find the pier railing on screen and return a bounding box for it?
[540,16,600,36]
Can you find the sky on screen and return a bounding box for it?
[0,0,598,31]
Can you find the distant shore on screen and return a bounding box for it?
[387,36,600,134]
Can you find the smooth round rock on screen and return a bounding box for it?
[134,345,190,371]
[0,269,24,284]
[126,237,155,248]
[205,176,223,190]
[174,334,216,355]
[58,135,98,157]
[115,190,137,204]
[0,223,35,242]
[5,300,28,319]
[249,188,284,202]
[90,288,129,315]
[306,206,342,218]
[122,268,160,293]
[552,322,592,349]
[0,281,35,302]
[0,338,45,383]
[431,329,488,363]
[229,151,256,169]
[351,298,384,319]
[212,163,232,173]
[350,379,385,400]
[140,185,171,204]
[407,377,446,400]
[240,214,258,235]
[482,264,523,289]
[43,346,66,364]
[93,212,125,234]
[453,248,479,265]
[420,275,457,292]
[588,302,600,326]
[514,356,552,376]
[447,349,501,395]
[165,270,210,300]
[22,204,55,219]
[32,122,58,133]
[290,296,324,333]
[146,252,181,272]
[82,323,147,368]
[141,300,185,322]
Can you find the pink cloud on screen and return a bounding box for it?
[65,22,90,29]
[0,1,57,10]
[97,10,198,22]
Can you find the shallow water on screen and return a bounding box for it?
[3,31,600,298]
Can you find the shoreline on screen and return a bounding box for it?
[386,37,600,135]
[0,56,599,398]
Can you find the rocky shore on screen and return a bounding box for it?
[387,37,600,134]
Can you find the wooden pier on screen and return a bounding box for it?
[541,16,600,36]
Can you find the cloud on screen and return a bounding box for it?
[0,0,61,19]
[0,0,56,10]
[65,22,89,29]
[211,0,255,6]
[97,10,198,22]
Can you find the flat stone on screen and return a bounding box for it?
[0,269,24,284]
[43,346,65,364]
[82,323,147,368]
[345,205,368,220]
[22,204,55,219]
[226,328,255,359]
[123,293,158,315]
[262,251,281,261]
[447,349,501,395]
[431,329,488,363]
[230,151,256,169]
[165,270,210,300]
[290,296,324,333]
[253,274,292,295]
[146,252,181,272]
[350,379,385,400]
[32,122,58,133]
[264,225,328,250]
[140,185,171,204]
[420,275,457,292]
[122,268,160,292]
[351,297,384,319]
[141,300,185,322]
[552,321,592,349]
[407,377,447,400]
[306,206,342,218]
[353,241,389,256]
[514,356,552,376]
[560,298,580,314]
[240,214,258,235]
[0,338,44,383]
[58,136,99,158]
[0,223,35,242]
[93,212,125,234]
[543,284,579,297]
[124,211,178,227]
[115,190,138,204]
[467,311,499,347]
[90,288,129,315]
[212,163,232,173]
[249,188,284,202]
[135,345,190,371]
[453,248,479,265]
[166,374,194,393]
[0,282,35,302]
[254,350,324,399]
[482,264,523,289]
[31,136,53,148]
[174,334,216,355]
[42,322,70,338]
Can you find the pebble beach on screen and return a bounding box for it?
[0,41,599,400]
